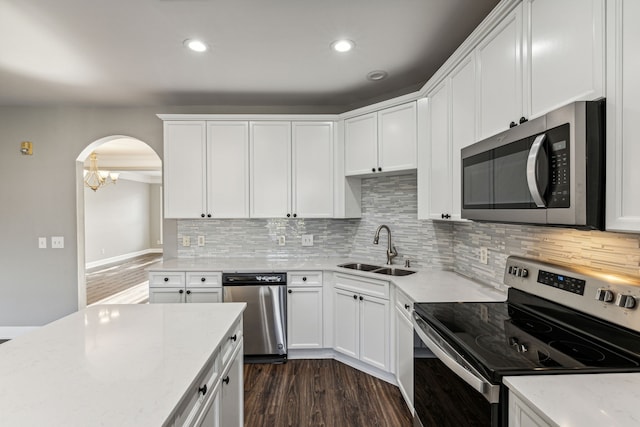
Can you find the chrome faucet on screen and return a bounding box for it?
[373,224,398,265]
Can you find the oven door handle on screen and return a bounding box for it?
[413,313,500,403]
[526,133,549,208]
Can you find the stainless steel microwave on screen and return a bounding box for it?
[461,100,605,229]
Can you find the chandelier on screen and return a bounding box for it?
[84,152,120,192]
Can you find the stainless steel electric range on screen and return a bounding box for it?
[412,256,640,427]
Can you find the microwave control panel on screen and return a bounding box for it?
[546,123,570,208]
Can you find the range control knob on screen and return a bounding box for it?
[615,294,637,309]
[595,288,615,303]
[517,268,528,278]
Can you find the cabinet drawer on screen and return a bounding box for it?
[221,318,243,367]
[186,272,222,288]
[288,271,323,287]
[395,287,414,320]
[149,271,185,287]
[334,273,389,299]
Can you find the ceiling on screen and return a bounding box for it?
[0,0,500,111]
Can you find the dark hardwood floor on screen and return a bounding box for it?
[244,359,413,427]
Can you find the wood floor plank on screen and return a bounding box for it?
[244,359,413,427]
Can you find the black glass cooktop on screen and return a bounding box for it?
[414,289,640,382]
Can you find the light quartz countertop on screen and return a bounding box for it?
[148,257,507,303]
[505,374,640,427]
[0,303,245,426]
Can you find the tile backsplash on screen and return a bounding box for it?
[177,172,640,288]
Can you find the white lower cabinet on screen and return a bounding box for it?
[219,341,244,427]
[508,391,553,427]
[149,271,222,304]
[333,273,390,372]
[287,272,323,349]
[394,288,414,414]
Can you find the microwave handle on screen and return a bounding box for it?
[526,133,549,207]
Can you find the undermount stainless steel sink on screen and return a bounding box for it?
[338,263,416,276]
[337,262,381,272]
[371,267,416,276]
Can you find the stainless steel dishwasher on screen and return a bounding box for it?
[222,272,287,363]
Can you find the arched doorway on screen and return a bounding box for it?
[76,136,162,309]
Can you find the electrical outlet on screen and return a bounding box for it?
[182,236,191,247]
[480,305,489,322]
[197,236,205,246]
[480,247,488,264]
[301,234,314,247]
[277,235,286,246]
[38,237,47,249]
[51,236,64,249]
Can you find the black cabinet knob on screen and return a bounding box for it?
[229,334,237,342]
[179,289,184,294]
[441,213,451,219]
[404,304,410,310]
[198,384,207,396]
[287,213,291,218]
[223,376,230,385]
[293,213,297,218]
[359,296,364,301]
[164,277,169,282]
[353,295,358,300]
[186,290,191,294]
[519,116,528,124]
[302,276,307,281]
[201,277,206,282]
[378,167,382,172]
[201,213,205,218]
[207,214,212,218]
[371,167,376,172]
[288,289,292,294]
[509,121,517,128]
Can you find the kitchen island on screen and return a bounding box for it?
[0,303,245,426]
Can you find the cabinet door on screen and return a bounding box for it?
[359,294,389,371]
[333,288,359,359]
[207,122,250,218]
[249,121,291,218]
[450,54,477,220]
[476,4,523,140]
[220,342,244,427]
[287,287,323,349]
[426,80,452,220]
[395,305,414,413]
[606,0,640,232]
[508,391,553,427]
[344,113,378,175]
[164,121,207,218]
[525,0,604,119]
[149,287,184,303]
[378,102,417,172]
[292,122,334,218]
[186,288,222,303]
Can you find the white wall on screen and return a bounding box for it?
[84,179,155,264]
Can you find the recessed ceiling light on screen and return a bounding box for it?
[184,39,208,53]
[331,39,355,53]
[367,70,388,81]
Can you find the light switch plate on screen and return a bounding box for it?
[182,236,191,247]
[277,236,286,246]
[38,237,47,249]
[51,236,64,249]
[197,236,205,246]
[301,234,314,247]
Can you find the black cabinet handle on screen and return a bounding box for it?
[207,214,212,218]
[229,334,237,342]
[186,290,191,295]
[223,376,230,385]
[287,213,291,218]
[359,296,364,301]
[164,277,169,282]
[509,121,517,128]
[288,289,292,294]
[201,213,205,218]
[441,213,451,219]
[371,167,376,172]
[519,116,528,124]
[404,304,410,310]
[198,384,207,396]
[378,167,382,172]
[353,295,358,300]
[302,277,307,282]
[293,213,297,218]
[201,277,206,282]
[179,289,184,294]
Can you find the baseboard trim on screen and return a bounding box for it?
[86,248,162,270]
[0,326,39,340]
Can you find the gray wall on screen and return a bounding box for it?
[149,183,163,250]
[84,179,156,264]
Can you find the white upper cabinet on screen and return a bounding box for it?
[249,121,292,218]
[292,122,334,218]
[606,0,640,232]
[424,81,451,220]
[344,101,417,176]
[250,121,334,218]
[207,122,250,218]
[476,3,524,140]
[164,121,207,219]
[525,0,604,119]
